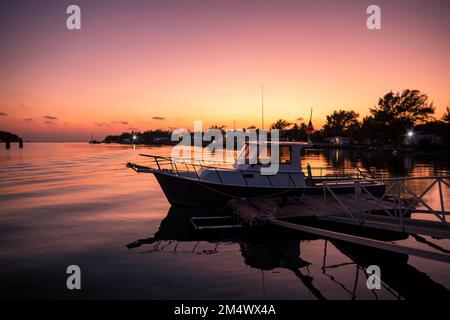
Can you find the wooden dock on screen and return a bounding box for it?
[229,194,450,263]
[229,193,408,225]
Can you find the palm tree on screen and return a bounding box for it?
[270,119,292,130]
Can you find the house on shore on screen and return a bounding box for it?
[324,136,352,147]
[402,132,443,146]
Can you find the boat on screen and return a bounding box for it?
[126,141,386,207]
[89,133,102,144]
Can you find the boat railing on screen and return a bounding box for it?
[131,154,379,186]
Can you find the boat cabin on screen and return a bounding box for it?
[196,141,310,187]
[234,141,309,173]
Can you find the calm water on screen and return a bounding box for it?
[0,143,449,299]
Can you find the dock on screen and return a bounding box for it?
[228,176,450,264]
[229,193,409,225]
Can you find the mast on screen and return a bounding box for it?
[261,84,264,130]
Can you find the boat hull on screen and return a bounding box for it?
[153,171,387,207]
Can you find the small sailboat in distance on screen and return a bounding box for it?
[89,133,101,144]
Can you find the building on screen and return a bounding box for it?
[324,136,352,147]
[402,132,443,146]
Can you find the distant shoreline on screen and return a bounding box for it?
[6,141,449,154]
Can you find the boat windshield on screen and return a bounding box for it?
[236,143,291,165]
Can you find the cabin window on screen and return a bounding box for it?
[258,144,291,164]
[237,143,291,165]
[279,146,291,164]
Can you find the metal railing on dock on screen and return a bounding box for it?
[319,176,450,231]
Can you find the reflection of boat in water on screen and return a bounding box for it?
[127,207,450,300]
[127,142,386,207]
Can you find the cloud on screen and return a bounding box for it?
[94,122,111,127]
[0,112,7,116]
[152,116,165,120]
[45,121,55,125]
[44,115,58,120]
[297,117,304,121]
[111,121,128,125]
[23,118,33,121]
[128,127,139,131]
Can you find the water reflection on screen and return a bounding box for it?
[1,143,449,299]
[128,207,450,300]
[304,148,450,177]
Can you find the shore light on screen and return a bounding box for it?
[407,131,413,137]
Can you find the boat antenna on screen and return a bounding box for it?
[261,83,264,130]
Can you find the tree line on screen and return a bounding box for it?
[104,89,450,146]
[267,89,450,145]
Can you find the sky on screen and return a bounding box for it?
[0,0,449,141]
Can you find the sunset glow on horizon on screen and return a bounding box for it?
[0,0,449,141]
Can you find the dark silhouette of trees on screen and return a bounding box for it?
[322,110,360,138]
[0,131,21,142]
[101,89,445,147]
[104,130,171,144]
[270,119,293,139]
[369,89,435,142]
[357,116,384,144]
[286,123,308,141]
[443,107,450,123]
[270,119,292,130]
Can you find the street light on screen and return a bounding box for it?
[407,130,414,145]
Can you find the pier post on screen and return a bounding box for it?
[5,140,10,149]
[19,138,23,148]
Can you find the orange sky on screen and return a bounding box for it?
[0,0,449,141]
